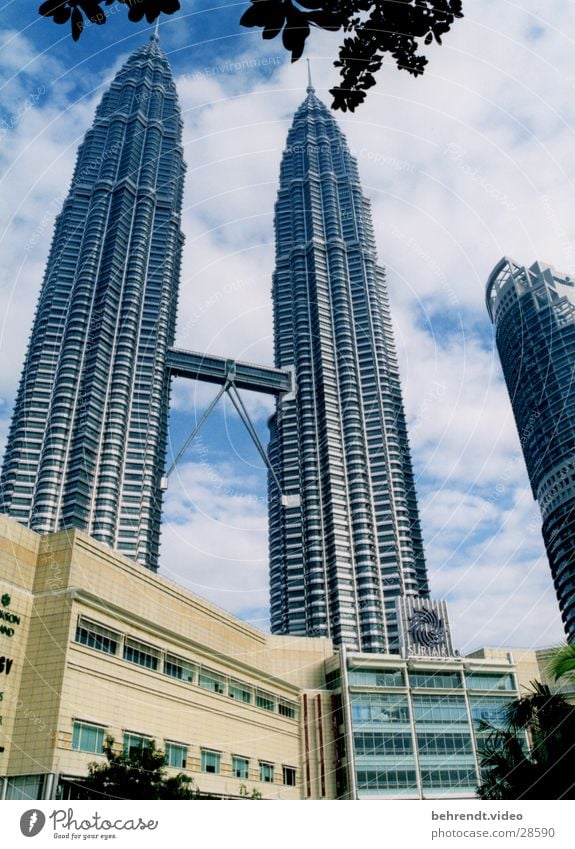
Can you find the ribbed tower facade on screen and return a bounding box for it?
[268,83,428,653]
[0,34,185,570]
[487,257,575,640]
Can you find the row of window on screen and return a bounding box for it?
[356,767,477,792]
[353,731,474,758]
[75,617,298,720]
[71,723,297,786]
[351,693,510,729]
[348,667,515,692]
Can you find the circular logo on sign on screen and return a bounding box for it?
[408,607,445,648]
[1,593,10,608]
[20,810,46,837]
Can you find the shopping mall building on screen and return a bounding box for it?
[0,515,548,801]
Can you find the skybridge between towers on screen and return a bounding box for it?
[162,347,298,507]
[166,348,293,396]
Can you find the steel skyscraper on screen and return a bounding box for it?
[487,257,575,640]
[268,80,429,653]
[0,33,185,570]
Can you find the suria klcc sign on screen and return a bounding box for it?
[397,598,454,658]
[0,593,21,638]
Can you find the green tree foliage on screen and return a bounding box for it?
[79,737,199,800]
[38,0,464,111]
[548,642,575,685]
[477,682,575,800]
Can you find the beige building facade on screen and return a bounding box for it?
[0,516,334,800]
[2,515,554,801]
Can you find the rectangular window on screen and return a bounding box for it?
[75,618,119,655]
[123,638,159,671]
[123,733,151,758]
[201,750,221,774]
[165,742,187,769]
[259,762,274,783]
[232,756,249,779]
[228,680,252,703]
[278,699,298,719]
[256,690,275,712]
[465,672,515,692]
[198,668,225,695]
[282,766,296,786]
[164,654,195,683]
[412,695,469,725]
[348,668,404,688]
[409,671,462,689]
[72,722,105,754]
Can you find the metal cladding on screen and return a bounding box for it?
[0,36,186,571]
[487,257,575,640]
[268,87,429,653]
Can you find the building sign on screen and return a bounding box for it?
[0,592,21,638]
[397,598,454,658]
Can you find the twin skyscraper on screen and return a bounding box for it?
[1,34,572,650]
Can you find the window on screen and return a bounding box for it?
[278,699,298,719]
[348,668,404,688]
[123,638,159,670]
[5,775,45,800]
[409,671,462,690]
[164,654,195,683]
[123,733,151,758]
[412,695,469,725]
[259,762,274,783]
[198,668,225,695]
[75,618,119,655]
[256,690,275,712]
[229,680,252,703]
[201,750,221,774]
[232,756,249,779]
[72,722,105,754]
[165,742,187,769]
[282,766,296,786]
[465,672,515,692]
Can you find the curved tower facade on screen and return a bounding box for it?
[487,257,575,640]
[268,83,428,653]
[0,34,185,570]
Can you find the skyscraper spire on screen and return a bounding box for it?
[152,17,160,41]
[306,58,314,94]
[268,89,428,653]
[0,40,186,570]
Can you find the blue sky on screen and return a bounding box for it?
[2,2,575,652]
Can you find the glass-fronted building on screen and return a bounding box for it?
[0,33,185,571]
[268,80,428,653]
[487,258,575,640]
[327,650,519,799]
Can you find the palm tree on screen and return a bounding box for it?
[548,642,575,686]
[477,682,575,800]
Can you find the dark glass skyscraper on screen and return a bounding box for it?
[0,34,185,570]
[268,82,429,653]
[487,257,575,641]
